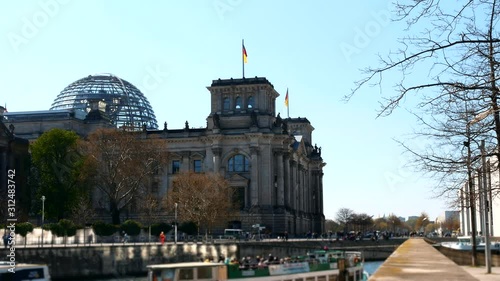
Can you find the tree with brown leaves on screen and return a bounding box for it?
[165,172,239,237]
[80,128,168,224]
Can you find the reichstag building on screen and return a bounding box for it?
[1,74,326,235]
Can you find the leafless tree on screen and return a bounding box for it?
[137,192,163,242]
[335,208,354,232]
[347,1,500,201]
[80,128,168,224]
[165,172,239,237]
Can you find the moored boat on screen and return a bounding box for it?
[441,236,500,251]
[0,262,51,281]
[147,250,365,281]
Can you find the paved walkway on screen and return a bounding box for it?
[461,265,500,281]
[369,238,494,281]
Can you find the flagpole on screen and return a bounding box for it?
[242,39,245,78]
[285,88,289,118]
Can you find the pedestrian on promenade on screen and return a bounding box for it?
[2,232,8,248]
[122,231,129,243]
[159,231,166,245]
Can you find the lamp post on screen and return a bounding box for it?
[174,203,178,244]
[464,139,478,266]
[480,140,492,273]
[41,196,45,247]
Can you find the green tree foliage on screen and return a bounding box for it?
[92,221,118,236]
[120,220,142,236]
[58,219,77,237]
[16,222,34,246]
[30,128,87,220]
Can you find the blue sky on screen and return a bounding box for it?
[0,0,451,221]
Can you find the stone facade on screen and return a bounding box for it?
[0,106,30,220]
[3,77,326,236]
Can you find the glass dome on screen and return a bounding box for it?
[50,74,158,130]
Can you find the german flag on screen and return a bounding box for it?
[242,44,248,63]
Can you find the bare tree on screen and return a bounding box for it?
[347,1,500,201]
[165,172,239,237]
[415,212,430,232]
[80,128,168,224]
[137,192,163,242]
[335,208,354,232]
[70,197,95,245]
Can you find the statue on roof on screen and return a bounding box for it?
[281,120,288,134]
[273,113,283,128]
[213,113,220,129]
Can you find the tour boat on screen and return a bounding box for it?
[0,262,51,281]
[147,250,365,281]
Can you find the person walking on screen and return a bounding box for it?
[159,231,166,245]
[2,232,8,248]
[122,231,129,243]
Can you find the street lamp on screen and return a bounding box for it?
[174,203,178,244]
[480,140,492,273]
[41,196,45,247]
[464,139,478,266]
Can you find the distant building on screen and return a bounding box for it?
[0,106,30,220]
[3,75,326,235]
[435,211,459,236]
[459,160,500,237]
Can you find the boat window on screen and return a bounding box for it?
[306,277,315,281]
[179,268,194,280]
[0,268,45,280]
[151,269,174,281]
[295,279,304,281]
[197,267,213,279]
[317,276,326,281]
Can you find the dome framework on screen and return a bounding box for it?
[50,74,158,130]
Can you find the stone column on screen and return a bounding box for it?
[181,151,190,171]
[212,147,222,174]
[298,164,304,213]
[284,153,290,208]
[275,149,285,206]
[250,146,260,206]
[319,172,324,214]
[291,160,297,211]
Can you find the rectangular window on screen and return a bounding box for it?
[197,267,213,279]
[179,268,194,280]
[193,159,202,173]
[172,160,180,174]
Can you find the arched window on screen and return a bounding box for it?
[228,154,250,172]
[223,98,230,110]
[247,96,254,109]
[235,97,242,109]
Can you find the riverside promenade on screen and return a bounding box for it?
[369,238,500,281]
